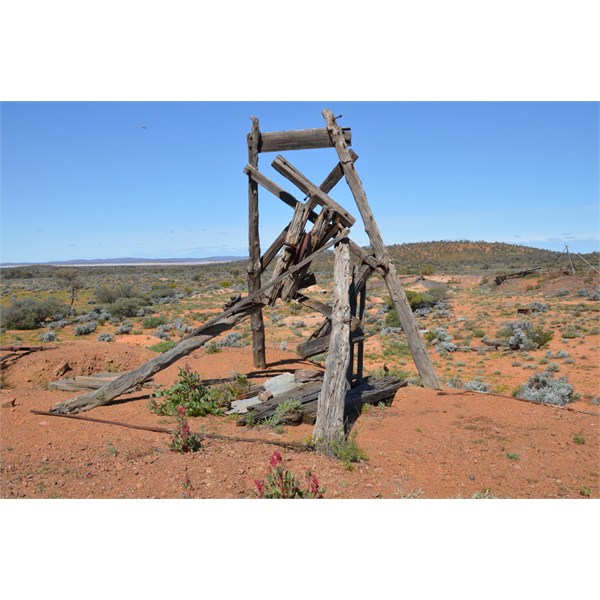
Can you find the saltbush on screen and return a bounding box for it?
[73,321,98,336]
[515,371,576,406]
[40,331,58,342]
[97,333,115,342]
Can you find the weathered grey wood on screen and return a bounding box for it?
[258,127,351,153]
[271,155,356,227]
[244,164,319,219]
[302,377,406,424]
[322,108,441,390]
[313,240,352,448]
[280,207,333,301]
[296,329,366,360]
[247,117,266,369]
[265,201,314,304]
[238,376,406,426]
[48,373,156,392]
[258,152,357,272]
[50,304,259,414]
[51,228,350,414]
[356,284,367,385]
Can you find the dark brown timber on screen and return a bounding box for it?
[247,117,266,369]
[322,108,441,389]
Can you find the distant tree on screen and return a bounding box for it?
[419,264,436,276]
[57,268,83,311]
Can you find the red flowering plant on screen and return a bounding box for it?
[253,451,325,499]
[169,405,202,453]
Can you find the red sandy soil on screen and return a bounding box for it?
[1,341,598,499]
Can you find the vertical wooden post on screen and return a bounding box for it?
[313,239,351,450]
[322,109,441,390]
[356,283,367,385]
[347,267,357,384]
[247,117,266,369]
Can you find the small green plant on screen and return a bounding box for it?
[506,452,520,461]
[142,316,167,329]
[148,368,224,417]
[572,434,586,445]
[169,405,202,453]
[107,442,118,457]
[579,486,591,497]
[253,452,324,499]
[263,399,303,429]
[204,342,222,354]
[148,340,177,353]
[472,488,498,499]
[327,432,368,470]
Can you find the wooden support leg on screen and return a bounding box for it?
[313,239,352,450]
[322,108,441,390]
[247,117,266,369]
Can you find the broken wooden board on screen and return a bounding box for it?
[237,376,406,426]
[49,372,155,392]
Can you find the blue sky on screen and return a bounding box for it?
[1,101,598,263]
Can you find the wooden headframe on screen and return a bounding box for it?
[49,110,439,416]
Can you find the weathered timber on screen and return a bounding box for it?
[355,284,367,384]
[238,376,406,426]
[243,164,320,221]
[494,267,541,285]
[51,229,350,414]
[271,154,356,227]
[293,262,373,359]
[297,329,366,360]
[280,207,333,301]
[50,304,259,414]
[265,201,314,304]
[258,151,357,272]
[48,373,156,392]
[247,116,266,369]
[258,127,351,153]
[294,294,363,332]
[323,108,441,390]
[313,240,352,447]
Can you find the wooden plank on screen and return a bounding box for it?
[322,108,441,389]
[247,116,266,369]
[313,240,352,448]
[243,164,321,222]
[271,154,356,227]
[258,127,351,153]
[239,376,406,425]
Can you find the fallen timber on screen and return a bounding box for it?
[50,228,350,415]
[237,376,406,426]
[494,267,541,285]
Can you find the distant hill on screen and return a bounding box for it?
[385,241,599,274]
[0,256,247,268]
[312,240,599,275]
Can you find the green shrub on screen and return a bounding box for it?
[94,284,139,304]
[110,297,147,318]
[385,309,401,328]
[148,340,177,353]
[142,316,167,329]
[148,369,248,417]
[1,297,67,330]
